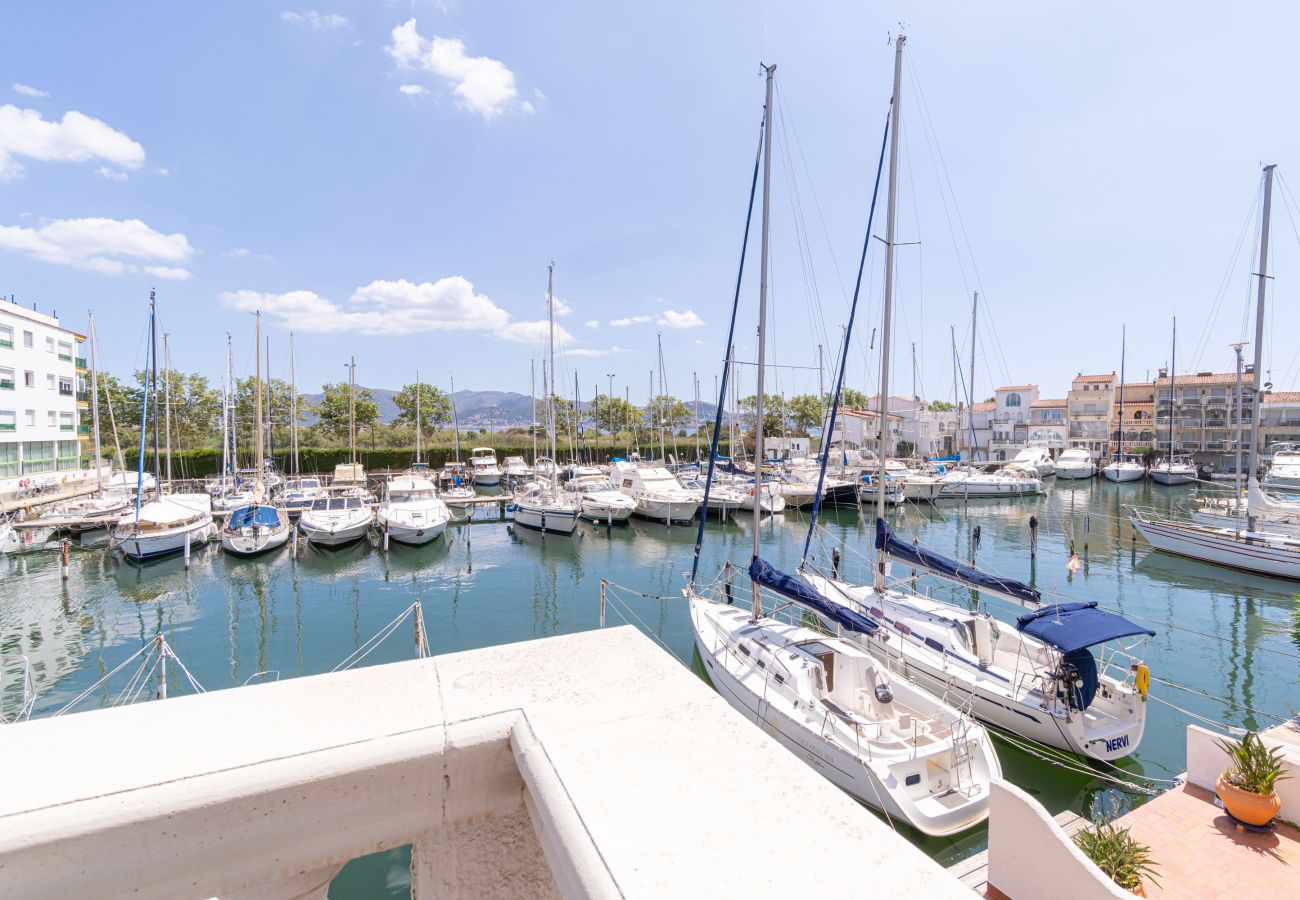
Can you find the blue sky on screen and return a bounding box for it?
[2,2,1300,404]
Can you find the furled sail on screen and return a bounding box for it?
[874,518,1042,608]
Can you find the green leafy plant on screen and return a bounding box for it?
[1073,819,1160,892]
[1216,731,1291,795]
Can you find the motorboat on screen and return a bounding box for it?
[857,473,905,505]
[738,479,787,515]
[220,502,291,557]
[1053,448,1096,480]
[501,455,532,482]
[280,477,324,517]
[938,466,1042,497]
[562,469,636,524]
[802,520,1155,762]
[676,471,743,519]
[298,495,373,547]
[774,474,819,509]
[1101,457,1146,483]
[1264,445,1300,491]
[331,462,369,492]
[883,459,944,502]
[103,470,157,498]
[469,447,502,486]
[112,493,217,561]
[613,462,702,524]
[45,494,130,533]
[1150,456,1197,486]
[1005,445,1055,478]
[376,470,450,546]
[439,463,477,511]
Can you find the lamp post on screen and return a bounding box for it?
[606,373,615,460]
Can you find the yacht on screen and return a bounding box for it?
[1101,456,1146,483]
[512,478,580,534]
[438,462,477,511]
[774,473,819,509]
[1150,456,1197,486]
[331,462,369,492]
[938,466,1042,497]
[376,469,450,546]
[1054,448,1096,480]
[883,459,944,502]
[298,495,374,547]
[280,476,324,517]
[857,473,905,505]
[113,493,217,561]
[1265,445,1300,491]
[501,455,532,482]
[614,462,702,524]
[1005,445,1055,478]
[676,471,744,518]
[469,447,501,486]
[562,469,636,524]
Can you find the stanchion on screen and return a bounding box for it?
[61,538,70,580]
[599,579,607,628]
[184,530,191,569]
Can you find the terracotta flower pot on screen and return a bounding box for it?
[1217,774,1281,826]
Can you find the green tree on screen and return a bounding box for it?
[392,382,453,433]
[739,394,789,436]
[590,395,641,436]
[839,388,870,409]
[788,393,824,434]
[927,399,955,412]
[311,382,379,441]
[645,395,692,432]
[95,372,144,463]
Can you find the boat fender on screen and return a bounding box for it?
[874,683,894,704]
[1135,663,1150,697]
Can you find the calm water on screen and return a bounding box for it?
[3,479,1298,886]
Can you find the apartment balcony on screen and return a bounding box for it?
[75,356,87,369]
[57,353,72,362]
[0,423,14,432]
[77,423,90,435]
[0,379,12,391]
[0,339,12,350]
[58,387,73,397]
[1204,396,1228,407]
[75,389,89,403]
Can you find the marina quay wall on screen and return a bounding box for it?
[0,626,969,899]
[1186,722,1300,821]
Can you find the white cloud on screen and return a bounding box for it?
[226,247,252,257]
[280,10,352,33]
[399,84,428,96]
[386,19,527,120]
[562,345,631,358]
[610,314,654,327]
[155,166,169,176]
[13,83,49,99]
[0,104,145,182]
[0,216,193,277]
[552,296,574,316]
[220,276,570,345]
[658,309,705,329]
[95,165,127,181]
[584,319,599,330]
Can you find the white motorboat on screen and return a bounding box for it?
[676,472,743,518]
[376,471,450,546]
[103,470,157,498]
[1006,445,1055,478]
[1053,448,1096,480]
[738,479,786,515]
[883,459,944,502]
[469,447,502,486]
[501,455,532,482]
[280,477,324,517]
[298,496,373,547]
[938,467,1042,497]
[563,470,636,524]
[46,494,131,533]
[774,474,819,508]
[1,520,57,554]
[690,581,998,836]
[1101,457,1146,483]
[439,462,477,511]
[113,493,217,561]
[803,519,1155,762]
[1264,445,1300,491]
[220,502,291,557]
[331,462,368,492]
[1150,457,1197,486]
[614,462,702,524]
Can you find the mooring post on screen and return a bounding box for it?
[382,522,389,553]
[971,524,981,565]
[599,578,607,628]
[183,530,191,569]
[832,546,841,579]
[1029,515,1038,559]
[1083,511,1091,553]
[155,634,167,701]
[414,600,426,658]
[61,538,70,580]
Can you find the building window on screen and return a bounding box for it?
[46,373,55,390]
[57,340,72,362]
[22,440,55,474]
[1006,393,1022,407]
[58,376,73,396]
[59,411,74,431]
[47,410,56,426]
[0,442,17,477]
[23,331,33,348]
[0,409,14,432]
[0,324,12,349]
[58,439,79,469]
[0,366,12,390]
[45,337,55,353]
[24,409,34,426]
[24,370,34,388]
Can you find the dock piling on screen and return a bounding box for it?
[61,539,70,580]
[599,579,607,628]
[1029,515,1038,558]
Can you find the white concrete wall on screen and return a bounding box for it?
[0,627,969,899]
[1186,723,1300,821]
[987,780,1128,900]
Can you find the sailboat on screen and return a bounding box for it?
[376,373,451,545]
[281,332,324,517]
[512,264,580,534]
[439,373,476,511]
[687,50,998,836]
[112,292,217,561]
[220,312,291,557]
[1101,327,1146,482]
[299,357,374,547]
[1151,318,1196,485]
[1131,164,1300,579]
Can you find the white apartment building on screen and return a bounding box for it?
[1066,373,1116,460]
[0,298,89,485]
[823,408,904,456]
[859,395,959,458]
[988,384,1038,460]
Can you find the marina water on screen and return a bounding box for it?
[4,478,1298,889]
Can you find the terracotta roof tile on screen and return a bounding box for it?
[1153,372,1238,386]
[995,385,1036,393]
[971,401,996,412]
[1031,398,1067,408]
[1263,392,1300,404]
[1072,373,1116,384]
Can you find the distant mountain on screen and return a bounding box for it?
[300,386,725,431]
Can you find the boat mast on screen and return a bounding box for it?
[1166,318,1176,466]
[951,326,959,458]
[547,263,559,497]
[163,332,172,485]
[694,372,701,463]
[348,355,357,469]
[227,334,236,487]
[530,359,537,465]
[750,62,775,621]
[1116,326,1126,462]
[874,34,904,590]
[289,331,299,478]
[450,373,461,464]
[150,290,161,500]
[134,300,153,522]
[254,311,264,497]
[968,291,978,461]
[88,311,103,492]
[1247,164,1275,531]
[1231,341,1246,496]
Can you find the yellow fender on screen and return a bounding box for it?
[1135,663,1150,697]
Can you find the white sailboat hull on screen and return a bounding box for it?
[116,519,216,561]
[221,524,291,557]
[1131,512,1300,579]
[513,503,579,534]
[1102,465,1145,483]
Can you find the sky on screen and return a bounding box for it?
[2,2,1300,405]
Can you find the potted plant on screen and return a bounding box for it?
[1073,818,1160,896]
[1216,730,1290,826]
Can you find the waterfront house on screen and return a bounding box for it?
[1067,372,1116,460]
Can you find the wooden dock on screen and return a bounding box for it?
[947,809,1087,894]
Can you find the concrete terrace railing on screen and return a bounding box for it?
[1186,722,1300,821]
[0,626,970,899]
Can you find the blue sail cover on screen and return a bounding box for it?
[1016,602,1155,653]
[228,505,281,528]
[749,557,879,636]
[875,518,1042,607]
